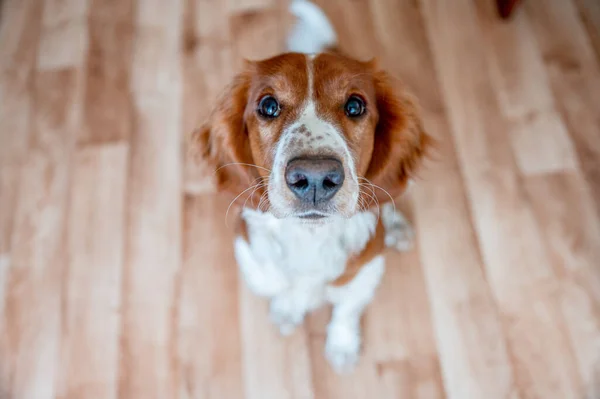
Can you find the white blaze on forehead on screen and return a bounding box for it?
[306,54,315,100]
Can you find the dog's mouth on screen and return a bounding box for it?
[297,211,329,220]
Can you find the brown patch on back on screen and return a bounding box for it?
[330,217,386,286]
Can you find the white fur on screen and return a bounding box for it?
[287,0,337,53]
[325,255,385,372]
[235,208,390,370]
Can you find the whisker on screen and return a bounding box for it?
[357,195,367,213]
[358,181,383,222]
[243,183,268,209]
[257,191,270,212]
[360,190,377,210]
[243,177,269,208]
[225,183,264,227]
[364,191,381,221]
[358,183,377,207]
[359,183,377,206]
[358,177,396,215]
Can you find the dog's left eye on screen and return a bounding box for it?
[258,95,280,118]
[344,95,365,117]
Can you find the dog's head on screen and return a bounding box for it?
[193,52,431,221]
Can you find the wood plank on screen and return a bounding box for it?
[227,0,277,14]
[79,0,135,144]
[177,195,244,399]
[365,239,444,399]
[129,0,184,97]
[37,0,90,70]
[0,0,43,164]
[181,0,235,195]
[524,171,600,396]
[0,164,19,393]
[525,0,600,218]
[313,0,378,60]
[118,96,182,399]
[240,288,314,399]
[0,166,19,265]
[368,0,517,397]
[308,330,379,399]
[229,0,290,62]
[56,143,129,399]
[573,0,600,65]
[118,1,184,396]
[0,68,78,399]
[230,8,288,61]
[474,0,577,175]
[0,0,43,70]
[411,136,519,399]
[420,0,583,397]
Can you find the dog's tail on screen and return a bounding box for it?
[287,0,337,53]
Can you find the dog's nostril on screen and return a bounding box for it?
[291,176,309,190]
[323,177,338,190]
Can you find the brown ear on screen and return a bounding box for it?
[365,71,432,202]
[191,72,257,198]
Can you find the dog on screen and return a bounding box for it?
[193,0,431,372]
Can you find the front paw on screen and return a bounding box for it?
[325,322,361,373]
[382,205,415,252]
[269,296,304,336]
[385,222,414,251]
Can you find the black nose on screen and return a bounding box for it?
[285,158,344,205]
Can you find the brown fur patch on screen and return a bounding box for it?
[330,217,386,286]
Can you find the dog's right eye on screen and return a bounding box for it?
[258,95,281,118]
[344,95,366,118]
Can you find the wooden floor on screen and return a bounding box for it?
[1,0,600,398]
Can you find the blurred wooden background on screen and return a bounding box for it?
[1,0,600,398]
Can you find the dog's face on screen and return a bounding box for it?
[195,52,430,220]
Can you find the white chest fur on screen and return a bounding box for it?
[239,208,378,283]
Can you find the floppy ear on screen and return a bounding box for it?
[365,70,432,202]
[191,72,258,198]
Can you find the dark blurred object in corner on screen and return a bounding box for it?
[497,0,522,19]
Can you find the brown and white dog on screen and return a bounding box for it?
[193,0,431,372]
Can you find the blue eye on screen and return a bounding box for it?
[344,95,365,117]
[258,95,280,118]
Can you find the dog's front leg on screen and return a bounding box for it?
[270,277,325,336]
[325,255,385,373]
